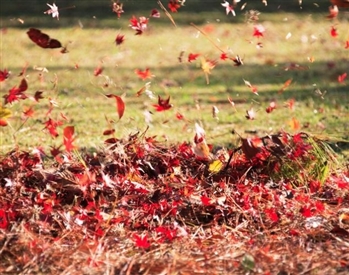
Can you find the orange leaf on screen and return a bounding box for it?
[63,126,76,153]
[278,79,292,94]
[289,117,300,131]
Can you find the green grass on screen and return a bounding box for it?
[0,7,349,158]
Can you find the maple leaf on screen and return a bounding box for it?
[23,106,35,118]
[289,117,300,131]
[115,34,125,45]
[285,98,295,111]
[0,105,12,127]
[220,52,229,60]
[201,58,217,84]
[231,55,243,66]
[338,72,347,83]
[331,0,349,8]
[168,0,181,12]
[245,108,256,120]
[129,16,148,35]
[243,79,258,95]
[0,210,8,229]
[135,68,154,80]
[134,234,150,249]
[201,195,213,206]
[106,94,125,120]
[327,5,339,19]
[345,39,349,49]
[253,24,265,38]
[34,91,44,102]
[266,101,276,113]
[188,53,200,62]
[112,2,124,18]
[94,66,103,76]
[221,1,235,16]
[44,118,63,138]
[278,78,292,94]
[265,208,279,223]
[0,69,10,82]
[193,123,211,159]
[153,95,172,112]
[3,78,28,105]
[44,3,59,20]
[330,26,338,37]
[63,126,76,153]
[150,9,160,18]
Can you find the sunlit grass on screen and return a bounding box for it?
[0,11,348,156]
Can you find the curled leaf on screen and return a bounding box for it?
[106,94,125,120]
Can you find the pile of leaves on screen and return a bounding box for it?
[1,131,349,274]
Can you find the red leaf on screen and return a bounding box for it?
[103,129,115,135]
[201,195,213,206]
[327,5,339,19]
[63,126,76,153]
[0,210,8,229]
[27,28,62,49]
[300,206,313,218]
[150,9,160,18]
[278,79,292,94]
[23,106,35,117]
[135,68,153,80]
[253,24,265,38]
[153,95,172,112]
[44,118,63,138]
[168,0,181,12]
[188,53,200,63]
[94,66,103,76]
[129,16,148,35]
[106,94,125,120]
[134,234,150,249]
[34,91,44,102]
[220,52,229,61]
[3,78,28,105]
[0,69,10,82]
[115,34,125,45]
[112,2,124,18]
[265,208,279,223]
[330,26,338,37]
[338,72,347,83]
[266,101,276,113]
[231,55,243,66]
[345,39,349,49]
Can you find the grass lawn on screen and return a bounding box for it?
[1,1,349,274]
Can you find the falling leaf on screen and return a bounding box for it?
[129,16,148,35]
[327,5,338,19]
[245,108,256,120]
[330,26,338,37]
[63,126,76,153]
[212,105,219,119]
[3,78,28,105]
[201,58,217,84]
[94,66,103,76]
[115,34,125,45]
[44,3,59,20]
[221,1,236,16]
[188,53,200,62]
[150,9,161,17]
[168,0,181,12]
[253,24,265,38]
[112,2,124,18]
[153,95,172,112]
[220,52,229,60]
[106,94,125,120]
[135,68,154,80]
[0,69,10,82]
[266,101,276,113]
[338,72,347,83]
[243,79,258,94]
[231,55,243,66]
[289,117,300,131]
[0,105,11,126]
[27,28,62,49]
[278,78,292,94]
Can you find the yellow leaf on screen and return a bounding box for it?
[208,159,224,174]
[0,106,11,119]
